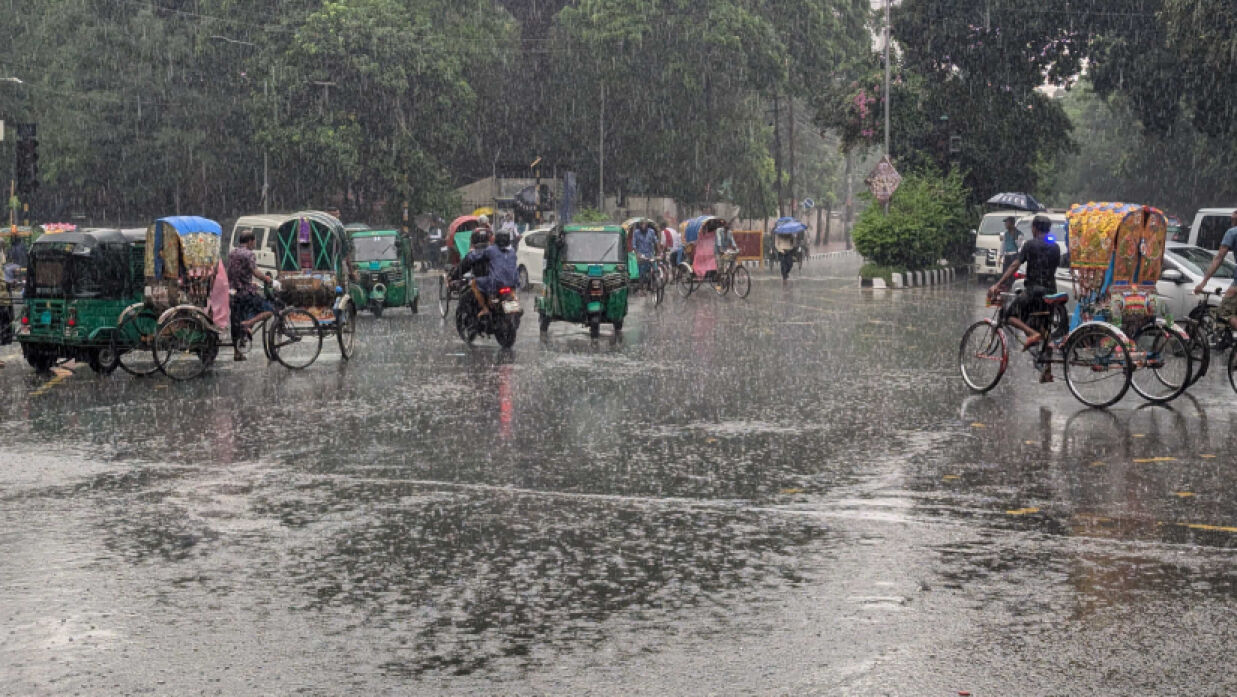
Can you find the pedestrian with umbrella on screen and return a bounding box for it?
[773,217,806,282]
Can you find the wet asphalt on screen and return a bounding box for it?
[2,253,1237,696]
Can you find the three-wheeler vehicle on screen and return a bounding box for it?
[267,210,358,368]
[16,227,146,373]
[347,227,419,317]
[536,224,630,338]
[436,215,485,317]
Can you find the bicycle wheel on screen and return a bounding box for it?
[712,268,731,296]
[270,307,323,370]
[732,265,751,299]
[1130,323,1191,403]
[1063,324,1133,408]
[958,320,1008,393]
[1178,318,1210,387]
[437,275,451,318]
[336,301,357,360]
[153,315,218,381]
[114,308,161,376]
[1228,345,1237,395]
[676,265,697,298]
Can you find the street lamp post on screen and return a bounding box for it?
[883,0,891,160]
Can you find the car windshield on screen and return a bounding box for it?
[352,236,398,262]
[1169,246,1235,279]
[564,232,622,262]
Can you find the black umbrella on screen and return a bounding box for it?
[986,192,1045,212]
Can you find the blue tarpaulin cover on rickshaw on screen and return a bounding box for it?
[683,215,725,244]
[150,216,222,281]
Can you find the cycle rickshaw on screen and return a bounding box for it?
[436,215,485,318]
[266,211,358,368]
[674,215,750,298]
[959,202,1191,407]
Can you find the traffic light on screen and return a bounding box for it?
[14,122,37,196]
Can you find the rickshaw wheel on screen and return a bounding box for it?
[154,316,217,381]
[337,302,357,360]
[1178,318,1210,386]
[1063,324,1133,408]
[732,266,751,299]
[958,320,1008,393]
[410,295,419,314]
[1130,323,1191,404]
[270,307,322,370]
[676,266,697,298]
[1227,345,1237,395]
[437,275,451,318]
[114,309,161,376]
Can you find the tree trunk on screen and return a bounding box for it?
[773,94,784,218]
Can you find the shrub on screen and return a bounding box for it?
[852,170,971,269]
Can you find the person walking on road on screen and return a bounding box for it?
[1000,216,1021,277]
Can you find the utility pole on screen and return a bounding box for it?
[788,96,796,219]
[598,84,605,211]
[884,0,892,160]
[772,94,784,218]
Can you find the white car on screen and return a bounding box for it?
[516,226,551,289]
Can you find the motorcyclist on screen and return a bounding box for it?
[461,228,519,317]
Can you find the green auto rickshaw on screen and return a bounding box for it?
[536,224,629,338]
[16,228,146,373]
[347,228,419,317]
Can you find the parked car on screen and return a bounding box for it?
[971,209,1024,280]
[1185,207,1236,252]
[516,226,551,289]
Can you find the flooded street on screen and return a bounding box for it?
[3,255,1237,695]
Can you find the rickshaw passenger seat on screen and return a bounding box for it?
[1044,292,1069,305]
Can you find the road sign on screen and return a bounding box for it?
[865,156,901,204]
[801,197,815,210]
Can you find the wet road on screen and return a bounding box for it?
[3,254,1237,695]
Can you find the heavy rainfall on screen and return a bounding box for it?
[2,0,1237,695]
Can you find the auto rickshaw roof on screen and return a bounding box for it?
[32,227,132,252]
[155,216,222,236]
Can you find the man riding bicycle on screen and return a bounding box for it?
[632,221,661,288]
[989,215,1062,379]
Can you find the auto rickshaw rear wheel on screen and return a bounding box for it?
[22,345,57,372]
[588,316,601,339]
[89,345,119,375]
[370,302,383,318]
[538,312,551,333]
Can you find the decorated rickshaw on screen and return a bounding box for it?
[675,215,747,298]
[959,202,1190,407]
[267,211,358,368]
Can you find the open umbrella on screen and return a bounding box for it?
[986,192,1045,212]
[773,217,807,235]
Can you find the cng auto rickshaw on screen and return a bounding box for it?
[347,228,419,316]
[536,224,629,338]
[16,228,146,373]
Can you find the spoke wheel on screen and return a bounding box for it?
[732,265,751,298]
[1228,344,1237,395]
[154,316,218,381]
[270,307,323,370]
[1130,324,1191,403]
[958,320,1008,393]
[676,265,697,298]
[1063,324,1133,408]
[337,302,357,360]
[114,309,161,376]
[437,275,451,318]
[1179,318,1211,386]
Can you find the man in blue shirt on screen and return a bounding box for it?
[632,221,660,284]
[1193,209,1237,339]
[1000,216,1021,273]
[462,228,519,316]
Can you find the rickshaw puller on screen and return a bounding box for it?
[227,230,276,361]
[988,216,1061,378]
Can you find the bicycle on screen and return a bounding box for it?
[710,249,752,299]
[1179,287,1237,391]
[959,289,1139,408]
[631,254,665,307]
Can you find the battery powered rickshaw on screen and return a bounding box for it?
[16,228,145,373]
[436,215,485,317]
[959,202,1190,407]
[347,228,419,317]
[536,224,630,338]
[268,211,358,368]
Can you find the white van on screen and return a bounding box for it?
[1186,208,1236,252]
[225,214,292,276]
[972,210,1023,280]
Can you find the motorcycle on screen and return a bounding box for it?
[453,274,522,348]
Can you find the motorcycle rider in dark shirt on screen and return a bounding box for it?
[460,228,519,317]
